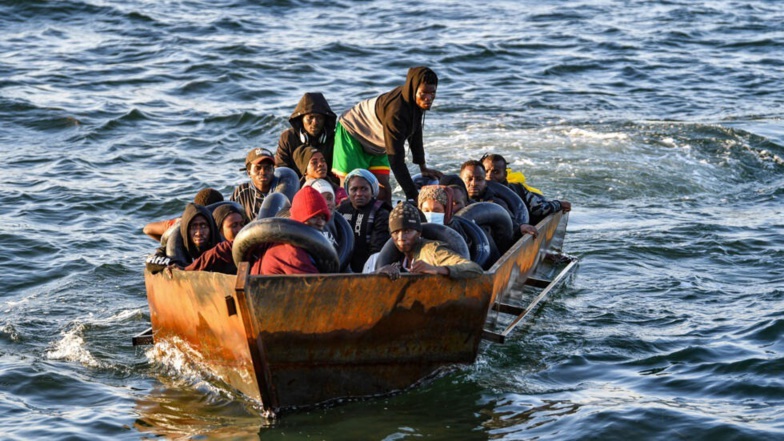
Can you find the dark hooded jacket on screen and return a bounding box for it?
[337,198,392,272]
[375,66,438,201]
[145,203,219,274]
[276,92,337,178]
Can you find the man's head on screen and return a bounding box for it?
[294,147,328,180]
[344,169,379,209]
[304,178,336,211]
[212,204,246,242]
[302,113,326,138]
[389,201,423,254]
[290,186,331,231]
[449,185,469,213]
[243,148,275,192]
[481,154,508,183]
[193,188,224,206]
[180,203,218,259]
[460,160,487,199]
[406,66,438,111]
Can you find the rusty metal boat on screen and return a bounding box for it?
[137,211,577,416]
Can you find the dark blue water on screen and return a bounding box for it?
[2,0,783,439]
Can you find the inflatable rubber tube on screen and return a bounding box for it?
[325,212,355,272]
[257,192,291,219]
[486,180,530,226]
[411,173,439,191]
[375,238,402,270]
[232,217,339,273]
[451,216,491,269]
[273,167,300,203]
[455,202,514,247]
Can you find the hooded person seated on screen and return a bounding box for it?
[212,203,248,242]
[376,202,482,280]
[275,92,337,177]
[293,146,347,206]
[252,186,332,275]
[481,153,571,225]
[337,169,392,273]
[231,147,280,221]
[439,174,470,213]
[459,160,538,238]
[145,203,219,274]
[142,187,224,241]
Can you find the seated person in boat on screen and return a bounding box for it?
[212,203,247,242]
[459,160,538,238]
[275,92,337,177]
[252,186,332,275]
[337,169,392,273]
[142,187,223,241]
[376,202,482,280]
[231,147,279,221]
[303,178,338,212]
[145,203,219,274]
[481,153,571,225]
[439,174,469,213]
[293,146,347,206]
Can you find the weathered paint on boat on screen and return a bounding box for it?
[143,211,568,414]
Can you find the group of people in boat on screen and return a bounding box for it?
[144,66,571,279]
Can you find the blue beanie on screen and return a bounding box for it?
[343,169,379,198]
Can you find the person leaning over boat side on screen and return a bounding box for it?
[212,203,248,242]
[142,187,224,241]
[145,203,219,274]
[481,153,571,225]
[331,66,443,204]
[275,92,337,177]
[252,186,332,275]
[337,169,392,273]
[293,147,347,206]
[231,147,279,221]
[459,160,538,238]
[376,202,482,280]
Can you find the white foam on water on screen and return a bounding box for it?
[144,338,233,400]
[46,323,103,368]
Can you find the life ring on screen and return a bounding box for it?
[411,173,439,191]
[455,202,514,252]
[486,180,530,226]
[257,192,291,219]
[232,217,339,273]
[451,216,492,269]
[374,223,470,269]
[273,167,300,203]
[325,212,355,272]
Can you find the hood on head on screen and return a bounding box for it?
[402,66,438,104]
[289,92,337,132]
[180,203,219,259]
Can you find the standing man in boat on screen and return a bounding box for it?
[275,92,337,178]
[332,66,443,204]
[376,202,482,280]
[481,153,571,225]
[231,147,279,221]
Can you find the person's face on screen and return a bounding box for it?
[249,160,275,191]
[392,228,421,254]
[305,152,328,180]
[415,83,437,111]
[321,191,336,211]
[348,177,372,208]
[452,190,468,212]
[302,113,326,137]
[221,212,245,242]
[188,214,211,248]
[420,199,445,214]
[305,213,327,231]
[460,166,486,199]
[483,159,507,183]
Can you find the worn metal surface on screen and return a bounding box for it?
[144,269,260,401]
[143,211,568,413]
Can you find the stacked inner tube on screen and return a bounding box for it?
[455,201,513,257]
[450,216,492,269]
[325,213,354,272]
[273,167,300,203]
[257,192,291,219]
[232,217,340,273]
[486,180,530,226]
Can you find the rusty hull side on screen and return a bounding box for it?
[144,269,260,402]
[238,271,495,410]
[487,211,565,306]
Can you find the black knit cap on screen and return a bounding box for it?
[389,201,422,233]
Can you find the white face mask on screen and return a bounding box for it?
[423,212,445,225]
